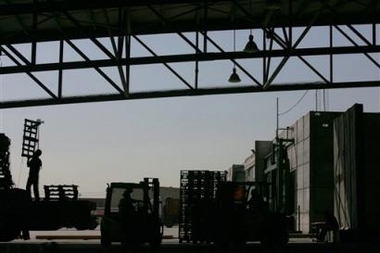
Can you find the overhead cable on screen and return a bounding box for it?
[278,90,309,116]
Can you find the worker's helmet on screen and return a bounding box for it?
[123,188,133,196]
[34,149,42,156]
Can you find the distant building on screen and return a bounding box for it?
[254,141,273,182]
[242,111,342,233]
[228,164,245,182]
[276,110,341,233]
[242,141,273,182]
[243,150,255,181]
[240,103,380,239]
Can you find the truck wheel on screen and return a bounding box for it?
[260,234,273,247]
[275,232,289,246]
[0,189,29,242]
[149,238,162,248]
[0,219,21,242]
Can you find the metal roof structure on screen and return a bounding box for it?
[0,0,379,108]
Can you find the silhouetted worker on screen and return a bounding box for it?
[26,149,42,201]
[317,211,339,242]
[119,188,135,217]
[119,188,137,245]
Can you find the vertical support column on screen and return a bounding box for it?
[125,34,131,96]
[58,38,64,99]
[123,5,131,97]
[372,23,377,45]
[263,30,267,84]
[329,25,334,84]
[288,0,293,47]
[31,0,38,65]
[195,31,199,89]
[277,139,283,212]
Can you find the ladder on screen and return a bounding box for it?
[22,119,42,158]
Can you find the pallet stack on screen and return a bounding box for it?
[179,170,226,243]
[44,185,79,201]
[0,134,12,189]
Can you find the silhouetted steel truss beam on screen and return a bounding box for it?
[0,0,379,108]
[0,26,379,109]
[1,45,379,75]
[1,81,380,109]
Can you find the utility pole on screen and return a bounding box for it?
[275,98,294,213]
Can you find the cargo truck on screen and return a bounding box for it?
[0,124,97,242]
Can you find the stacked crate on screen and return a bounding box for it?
[179,170,226,243]
[0,133,12,189]
[44,185,79,201]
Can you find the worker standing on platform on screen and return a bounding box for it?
[26,149,42,201]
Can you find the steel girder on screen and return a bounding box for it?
[0,0,379,109]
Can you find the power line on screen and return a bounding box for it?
[279,90,309,116]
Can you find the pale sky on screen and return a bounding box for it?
[0,26,379,198]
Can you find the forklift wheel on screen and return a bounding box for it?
[100,236,111,247]
[276,232,289,246]
[149,238,162,248]
[0,220,21,242]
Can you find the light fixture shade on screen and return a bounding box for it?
[244,35,259,53]
[228,68,241,83]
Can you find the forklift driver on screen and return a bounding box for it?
[119,188,138,245]
[119,188,136,218]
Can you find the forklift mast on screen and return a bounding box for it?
[145,178,160,218]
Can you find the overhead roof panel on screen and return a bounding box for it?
[0,0,379,44]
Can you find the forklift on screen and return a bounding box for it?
[179,170,289,246]
[211,181,289,246]
[100,178,163,248]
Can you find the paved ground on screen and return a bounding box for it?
[0,227,379,253]
[28,226,178,240]
[1,240,380,253]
